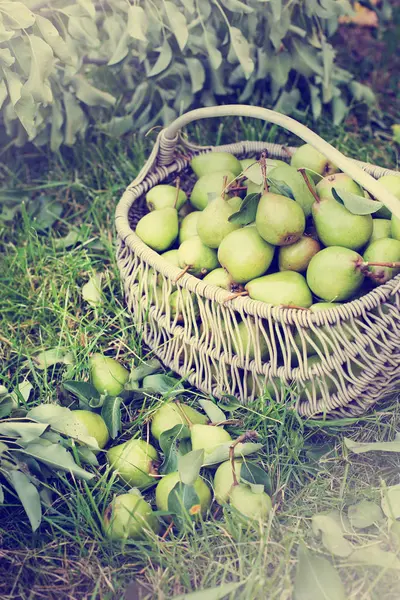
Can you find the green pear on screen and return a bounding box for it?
[197,195,242,248]
[146,184,187,211]
[306,246,364,301]
[190,171,236,210]
[392,216,400,241]
[268,164,318,217]
[218,226,275,284]
[103,491,160,540]
[290,144,339,182]
[155,471,212,517]
[191,424,232,453]
[316,173,363,201]
[312,198,373,250]
[191,152,242,178]
[229,484,272,522]
[136,207,178,252]
[178,236,219,276]
[90,353,129,396]
[363,238,400,284]
[256,193,305,246]
[369,219,392,244]
[151,402,208,441]
[242,158,286,193]
[278,236,321,272]
[107,439,159,489]
[72,410,109,449]
[162,249,180,266]
[214,460,243,504]
[376,174,400,218]
[245,272,313,308]
[179,211,201,243]
[203,268,235,291]
[232,320,270,361]
[169,289,199,322]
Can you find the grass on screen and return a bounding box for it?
[1,107,400,599]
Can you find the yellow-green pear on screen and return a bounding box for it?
[306,246,364,301]
[178,236,219,276]
[363,238,400,284]
[214,460,243,504]
[290,144,339,182]
[268,164,318,217]
[162,249,180,266]
[146,184,187,211]
[169,289,199,321]
[179,211,201,243]
[136,207,178,252]
[312,197,372,251]
[316,173,363,200]
[197,195,242,248]
[246,272,312,308]
[107,439,159,489]
[278,236,321,272]
[376,174,400,218]
[203,268,235,290]
[191,424,232,453]
[256,193,305,246]
[155,471,212,517]
[232,320,269,361]
[392,216,400,241]
[369,219,392,244]
[103,490,160,540]
[190,171,236,210]
[229,484,272,522]
[218,226,275,284]
[191,152,242,178]
[89,353,129,396]
[151,402,208,441]
[72,410,109,449]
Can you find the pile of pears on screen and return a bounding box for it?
[135,145,400,309]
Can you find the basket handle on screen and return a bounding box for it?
[163,105,400,219]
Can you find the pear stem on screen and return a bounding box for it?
[174,265,190,284]
[280,304,310,310]
[221,175,228,200]
[229,431,259,487]
[174,400,193,429]
[224,291,249,303]
[228,185,247,192]
[360,261,400,268]
[173,177,181,209]
[260,152,269,194]
[298,168,320,203]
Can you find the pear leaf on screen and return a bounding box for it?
[239,462,272,495]
[0,396,13,418]
[171,580,245,600]
[184,58,206,94]
[141,374,184,396]
[178,449,204,485]
[347,500,384,529]
[101,395,122,439]
[165,2,188,51]
[311,510,354,557]
[27,404,99,449]
[129,359,162,383]
[76,446,99,467]
[159,424,191,474]
[0,422,48,443]
[228,193,260,225]
[19,442,95,481]
[267,177,296,200]
[332,189,383,215]
[33,347,74,370]
[198,400,226,424]
[229,27,254,79]
[148,40,172,77]
[294,543,346,600]
[82,273,103,307]
[7,470,42,532]
[168,481,201,524]
[0,483,3,504]
[62,380,100,407]
[202,442,263,466]
[344,436,400,454]
[350,545,400,570]
[244,162,262,185]
[381,484,400,520]
[10,380,33,404]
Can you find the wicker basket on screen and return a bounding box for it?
[115,105,400,418]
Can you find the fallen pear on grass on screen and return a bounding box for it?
[136,207,178,252]
[191,423,232,453]
[155,471,212,517]
[290,144,339,182]
[104,490,160,540]
[72,410,109,449]
[90,353,129,396]
[107,439,159,489]
[229,484,272,523]
[191,152,242,178]
[218,226,275,284]
[151,402,208,441]
[213,459,243,504]
[146,184,187,212]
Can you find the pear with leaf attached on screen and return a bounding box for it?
[256,192,305,246]
[179,211,201,243]
[268,164,318,217]
[191,424,232,453]
[290,144,339,182]
[242,159,286,194]
[155,472,212,517]
[363,238,400,284]
[246,271,312,308]
[316,173,363,201]
[191,171,236,210]
[306,246,365,301]
[178,237,219,276]
[312,196,373,251]
[191,152,242,178]
[278,235,321,272]
[218,226,275,284]
[197,195,242,248]
[136,207,178,252]
[151,402,208,441]
[146,184,187,211]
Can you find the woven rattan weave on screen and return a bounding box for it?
[116,106,400,418]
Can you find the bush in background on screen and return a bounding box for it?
[0,0,380,150]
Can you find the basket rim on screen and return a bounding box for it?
[115,139,400,326]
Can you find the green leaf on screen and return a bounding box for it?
[50,96,64,152]
[198,400,226,424]
[33,348,74,370]
[127,5,148,42]
[229,27,254,79]
[7,470,42,532]
[82,273,103,307]
[202,442,263,467]
[165,2,188,51]
[77,446,99,467]
[0,396,13,418]
[221,0,254,14]
[294,543,346,600]
[0,47,14,67]
[108,31,130,66]
[331,96,348,126]
[292,39,323,77]
[159,424,191,474]
[267,178,295,200]
[148,41,172,77]
[77,0,95,19]
[184,58,205,94]
[141,374,184,396]
[172,581,245,600]
[381,484,400,519]
[72,75,116,108]
[350,546,400,570]
[2,67,36,138]
[67,15,99,49]
[392,124,400,145]
[0,422,48,442]
[27,404,99,448]
[53,230,81,249]
[332,189,383,216]
[129,359,162,383]
[178,449,204,485]
[63,380,100,406]
[168,481,201,522]
[10,379,33,405]
[63,91,87,146]
[239,462,272,496]
[344,436,400,454]
[35,15,73,66]
[0,2,35,29]
[310,84,322,120]
[98,115,134,137]
[347,500,384,529]
[204,32,222,70]
[28,195,63,231]
[101,396,122,439]
[23,35,53,104]
[20,442,95,481]
[228,193,260,225]
[311,510,353,557]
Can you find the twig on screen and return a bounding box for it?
[298,168,320,203]
[229,431,259,487]
[259,152,269,194]
[224,291,249,303]
[174,265,190,284]
[161,521,174,540]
